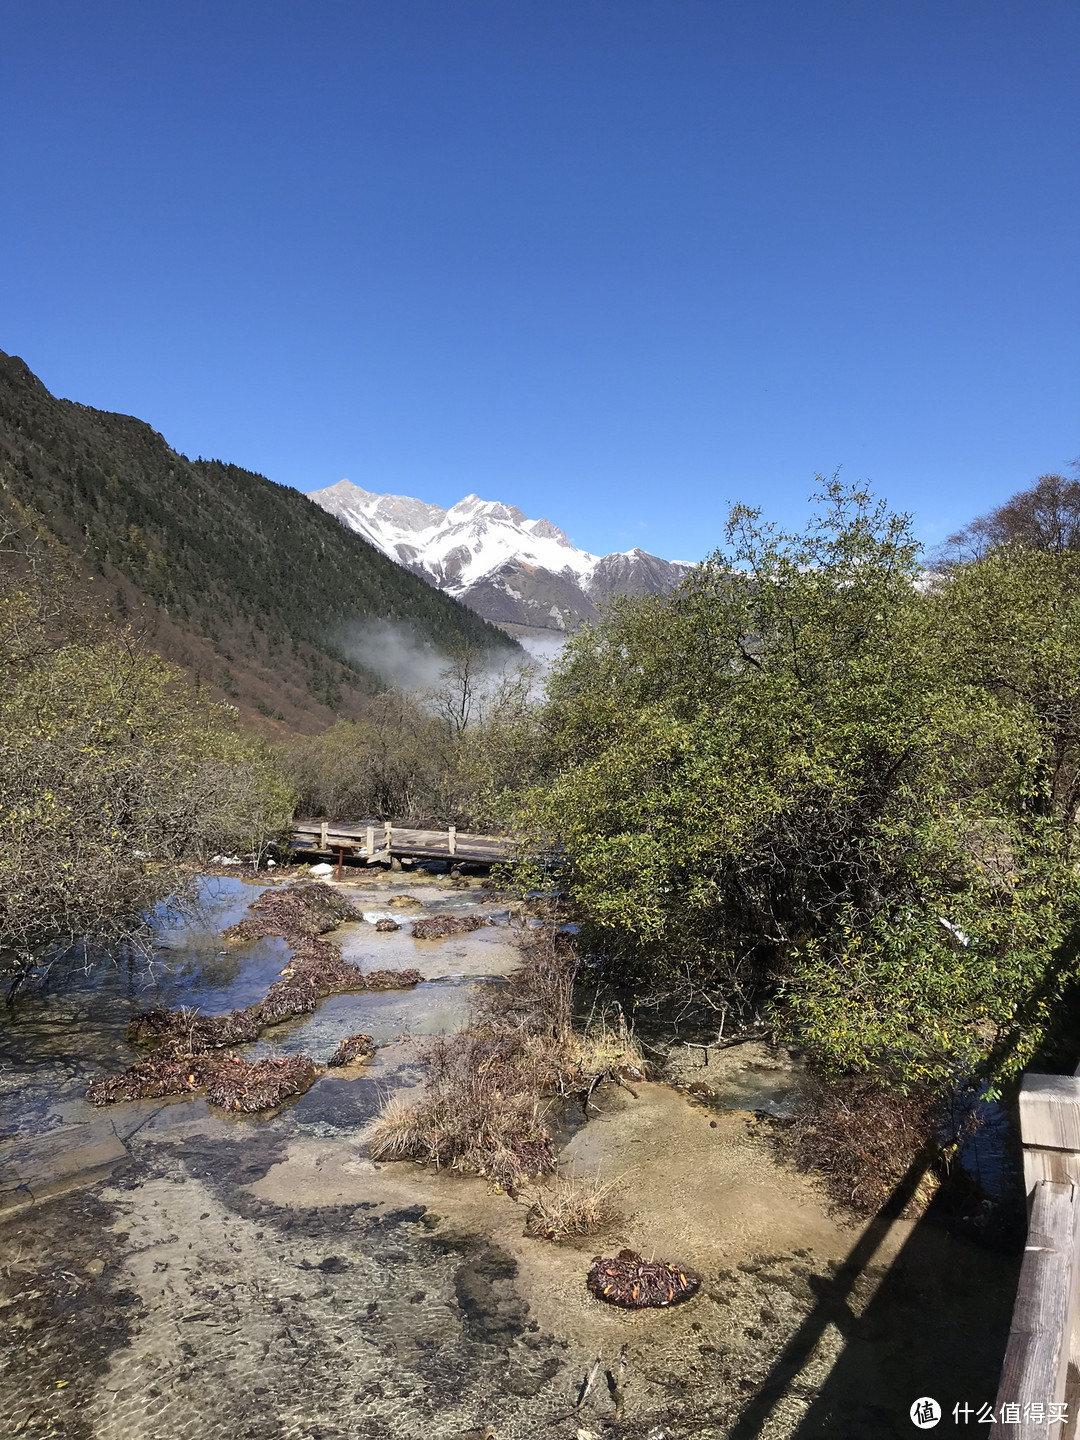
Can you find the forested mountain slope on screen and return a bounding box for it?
[0,351,516,730]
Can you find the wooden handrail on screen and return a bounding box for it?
[990,1180,1080,1437]
[288,819,514,863]
[990,1066,1080,1436]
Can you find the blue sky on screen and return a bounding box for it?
[2,1,1077,561]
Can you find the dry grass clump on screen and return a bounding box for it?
[368,1031,557,1192]
[576,1011,647,1085]
[524,1171,622,1241]
[367,1092,429,1159]
[369,930,648,1194]
[787,1077,940,1214]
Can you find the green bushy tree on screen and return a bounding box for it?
[515,483,1080,1090]
[0,523,294,983]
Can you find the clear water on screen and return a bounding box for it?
[0,875,521,1145]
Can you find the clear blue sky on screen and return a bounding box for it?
[2,2,1077,561]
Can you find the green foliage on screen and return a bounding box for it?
[515,482,1080,1089]
[0,532,295,975]
[280,656,545,829]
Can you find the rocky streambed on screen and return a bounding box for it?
[0,873,1021,1439]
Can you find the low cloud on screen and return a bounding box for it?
[517,631,567,667]
[339,620,451,692]
[338,620,565,715]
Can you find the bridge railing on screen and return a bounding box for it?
[990,1069,1080,1438]
[288,818,512,867]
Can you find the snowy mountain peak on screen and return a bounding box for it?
[307,478,689,634]
[446,494,528,527]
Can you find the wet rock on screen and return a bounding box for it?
[453,1242,530,1346]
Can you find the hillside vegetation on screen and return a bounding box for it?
[0,350,517,729]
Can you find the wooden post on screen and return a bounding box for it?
[319,821,328,853]
[448,826,457,857]
[990,1069,1080,1436]
[990,1182,1080,1437]
[384,821,392,855]
[1019,1074,1080,1192]
[366,825,375,859]
[335,847,344,881]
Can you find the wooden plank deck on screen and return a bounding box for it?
[289,819,512,865]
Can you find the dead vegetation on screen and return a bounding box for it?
[327,1032,377,1067]
[524,1171,622,1241]
[364,967,423,990]
[586,1249,700,1309]
[222,880,361,944]
[203,1054,319,1111]
[86,1051,319,1111]
[88,881,413,1111]
[368,930,647,1194]
[126,1006,261,1050]
[785,1076,940,1214]
[257,941,369,1023]
[411,914,491,940]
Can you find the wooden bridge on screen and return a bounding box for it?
[289,819,513,871]
[991,1061,1080,1437]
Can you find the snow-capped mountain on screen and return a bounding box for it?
[308,480,691,633]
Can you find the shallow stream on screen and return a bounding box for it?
[0,873,1023,1439]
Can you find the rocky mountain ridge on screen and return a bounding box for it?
[309,479,691,632]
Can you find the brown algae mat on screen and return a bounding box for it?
[87,882,420,1112]
[411,913,491,940]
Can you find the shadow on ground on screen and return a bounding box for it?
[725,1154,1022,1439]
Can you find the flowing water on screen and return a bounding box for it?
[0,873,1023,1439]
